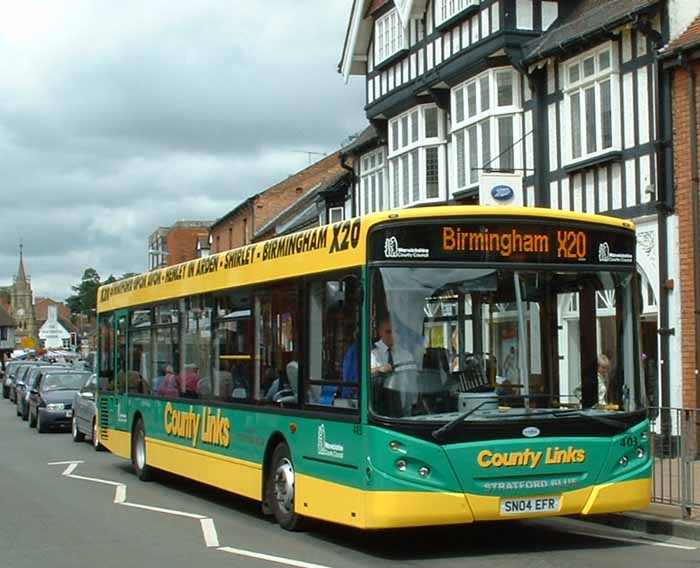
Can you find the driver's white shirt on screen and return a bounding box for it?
[371,340,416,370]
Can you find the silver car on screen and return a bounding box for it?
[71,374,103,450]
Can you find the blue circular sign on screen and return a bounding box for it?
[491,185,514,201]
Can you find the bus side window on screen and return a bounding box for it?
[254,282,301,405]
[305,272,361,410]
[214,291,253,403]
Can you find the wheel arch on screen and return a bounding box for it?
[261,431,289,498]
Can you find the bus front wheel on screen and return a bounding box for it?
[266,443,305,531]
[132,418,154,481]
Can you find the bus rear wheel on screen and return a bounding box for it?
[132,418,154,481]
[266,443,305,531]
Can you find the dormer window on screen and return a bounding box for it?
[436,0,479,28]
[375,8,405,66]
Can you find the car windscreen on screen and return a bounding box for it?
[41,373,90,391]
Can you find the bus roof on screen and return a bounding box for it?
[97,206,634,313]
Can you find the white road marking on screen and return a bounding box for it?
[51,462,337,567]
[218,546,335,568]
[62,463,80,476]
[120,501,206,519]
[200,518,220,548]
[47,460,85,465]
[114,484,127,504]
[565,528,698,551]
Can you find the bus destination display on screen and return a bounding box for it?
[370,221,635,265]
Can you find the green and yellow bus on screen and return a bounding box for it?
[95,206,651,530]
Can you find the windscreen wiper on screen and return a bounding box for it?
[550,409,629,431]
[432,399,493,441]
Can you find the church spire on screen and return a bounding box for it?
[17,239,27,283]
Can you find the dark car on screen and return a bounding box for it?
[29,370,91,433]
[3,360,25,399]
[71,374,102,449]
[18,365,68,420]
[13,363,41,411]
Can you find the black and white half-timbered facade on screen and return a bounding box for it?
[339,0,699,412]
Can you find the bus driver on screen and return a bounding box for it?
[370,317,415,376]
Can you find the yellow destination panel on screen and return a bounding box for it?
[97,206,634,313]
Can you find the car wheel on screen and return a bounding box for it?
[72,415,85,442]
[131,418,154,481]
[16,401,20,416]
[265,443,305,531]
[21,402,29,421]
[92,418,103,451]
[2,385,8,399]
[37,411,47,433]
[29,408,37,428]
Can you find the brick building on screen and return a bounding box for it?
[662,16,700,409]
[210,152,351,253]
[148,221,213,270]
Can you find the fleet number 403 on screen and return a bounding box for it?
[557,230,587,260]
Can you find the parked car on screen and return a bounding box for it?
[71,374,102,449]
[29,370,91,433]
[13,363,41,410]
[3,360,24,399]
[18,365,68,420]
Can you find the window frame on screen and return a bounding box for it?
[359,147,387,216]
[563,42,621,166]
[374,8,406,66]
[387,104,446,208]
[435,0,479,28]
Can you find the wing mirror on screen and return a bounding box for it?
[82,391,94,399]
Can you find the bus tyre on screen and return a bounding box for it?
[132,419,154,481]
[72,415,84,442]
[266,444,305,531]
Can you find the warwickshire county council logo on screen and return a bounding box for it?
[598,242,633,263]
[384,236,429,259]
[317,424,344,459]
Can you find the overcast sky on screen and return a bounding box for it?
[0,0,365,302]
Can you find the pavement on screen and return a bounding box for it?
[583,502,700,543]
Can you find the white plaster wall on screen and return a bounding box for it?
[666,213,683,412]
[668,0,700,43]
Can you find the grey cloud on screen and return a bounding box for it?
[0,0,365,300]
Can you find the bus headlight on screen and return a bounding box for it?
[396,459,407,472]
[636,447,645,459]
[418,466,431,478]
[619,456,629,467]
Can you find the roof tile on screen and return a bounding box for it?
[666,15,700,53]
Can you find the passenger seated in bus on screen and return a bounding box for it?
[157,365,179,397]
[182,364,200,398]
[273,361,298,404]
[597,353,611,405]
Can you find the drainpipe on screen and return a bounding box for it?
[655,49,673,418]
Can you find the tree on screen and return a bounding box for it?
[66,268,102,314]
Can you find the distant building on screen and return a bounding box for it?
[210,152,351,253]
[0,246,39,349]
[0,304,16,357]
[148,221,213,270]
[38,305,72,350]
